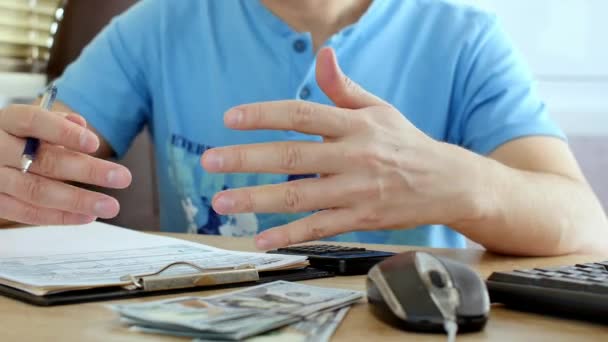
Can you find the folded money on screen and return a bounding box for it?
[110,280,363,341]
[127,306,350,342]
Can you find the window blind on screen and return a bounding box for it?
[0,0,66,73]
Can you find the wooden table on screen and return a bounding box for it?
[1,233,607,341]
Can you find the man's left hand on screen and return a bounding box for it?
[202,47,485,250]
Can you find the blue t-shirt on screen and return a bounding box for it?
[55,0,564,248]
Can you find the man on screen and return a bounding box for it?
[0,0,606,256]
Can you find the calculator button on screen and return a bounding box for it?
[516,269,540,274]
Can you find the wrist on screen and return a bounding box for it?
[441,143,503,233]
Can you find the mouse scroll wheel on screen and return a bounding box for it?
[429,270,447,288]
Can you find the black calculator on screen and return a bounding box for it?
[267,244,396,275]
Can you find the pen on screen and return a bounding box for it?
[21,83,58,173]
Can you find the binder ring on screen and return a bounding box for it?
[122,261,257,288]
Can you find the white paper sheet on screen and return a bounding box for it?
[0,222,306,291]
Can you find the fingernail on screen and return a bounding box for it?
[106,170,116,185]
[65,113,87,127]
[79,129,99,152]
[203,151,224,171]
[225,109,243,127]
[94,198,118,218]
[213,194,235,213]
[106,169,131,188]
[79,129,88,149]
[255,235,275,250]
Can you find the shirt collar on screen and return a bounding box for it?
[244,0,388,39]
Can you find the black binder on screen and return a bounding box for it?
[0,266,334,306]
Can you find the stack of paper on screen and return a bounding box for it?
[0,222,308,296]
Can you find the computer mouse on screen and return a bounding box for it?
[366,251,490,333]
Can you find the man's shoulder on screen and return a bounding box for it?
[374,0,500,60]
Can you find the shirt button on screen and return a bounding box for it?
[299,86,311,100]
[293,39,307,53]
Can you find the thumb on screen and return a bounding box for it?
[316,47,386,109]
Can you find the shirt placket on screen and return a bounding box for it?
[287,32,317,139]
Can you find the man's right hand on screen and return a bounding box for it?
[0,104,132,225]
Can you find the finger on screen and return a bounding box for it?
[30,145,131,188]
[1,133,131,188]
[34,95,88,128]
[202,141,343,174]
[0,193,96,226]
[39,110,88,147]
[211,174,379,215]
[212,175,352,214]
[315,47,386,109]
[65,112,87,128]
[0,167,121,219]
[254,208,355,249]
[0,104,99,153]
[224,100,355,137]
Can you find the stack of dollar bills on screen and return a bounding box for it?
[110,280,364,341]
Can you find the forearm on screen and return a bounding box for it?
[453,150,608,257]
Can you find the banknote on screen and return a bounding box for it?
[126,306,350,342]
[244,306,351,342]
[111,280,363,340]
